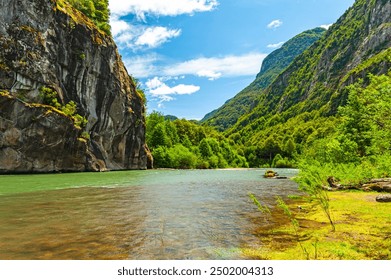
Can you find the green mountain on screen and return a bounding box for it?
[225,0,391,167]
[201,27,326,131]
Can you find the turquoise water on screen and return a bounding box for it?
[0,169,299,259]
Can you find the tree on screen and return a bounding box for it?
[339,73,391,157]
[68,0,111,35]
[199,138,213,158]
[283,137,296,157]
[263,136,282,163]
[149,123,170,148]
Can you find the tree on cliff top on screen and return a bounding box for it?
[67,0,111,35]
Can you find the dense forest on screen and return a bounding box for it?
[146,112,248,169]
[201,27,326,131]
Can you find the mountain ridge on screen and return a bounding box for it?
[227,0,390,137]
[201,27,326,130]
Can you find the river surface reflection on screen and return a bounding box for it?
[0,169,299,259]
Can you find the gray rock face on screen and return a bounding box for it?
[0,0,149,173]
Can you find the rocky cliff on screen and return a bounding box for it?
[0,0,149,173]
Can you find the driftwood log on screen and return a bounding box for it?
[325,177,391,193]
[324,176,361,191]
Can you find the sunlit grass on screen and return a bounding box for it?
[243,191,391,260]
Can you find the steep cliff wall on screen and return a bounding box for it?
[0,0,148,173]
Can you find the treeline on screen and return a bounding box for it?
[146,112,248,169]
[67,0,111,35]
[226,109,337,168]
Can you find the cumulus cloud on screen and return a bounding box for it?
[111,18,181,50]
[110,17,132,37]
[109,0,219,19]
[196,70,222,80]
[135,27,181,48]
[267,19,283,29]
[145,77,200,105]
[320,24,333,30]
[123,54,159,78]
[109,0,219,50]
[163,53,268,80]
[267,41,285,48]
[123,53,267,80]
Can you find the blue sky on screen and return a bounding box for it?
[109,0,355,120]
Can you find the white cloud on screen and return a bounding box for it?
[163,53,268,79]
[145,77,200,105]
[109,0,219,19]
[124,53,268,80]
[196,70,222,80]
[320,24,333,30]
[123,54,159,78]
[267,41,285,48]
[267,19,283,29]
[111,17,181,50]
[145,76,165,89]
[109,1,218,51]
[110,18,132,37]
[135,27,181,48]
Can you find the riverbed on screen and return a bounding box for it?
[0,169,299,259]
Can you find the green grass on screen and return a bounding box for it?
[242,191,391,260]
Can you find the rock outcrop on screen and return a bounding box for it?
[0,0,149,173]
[376,194,391,203]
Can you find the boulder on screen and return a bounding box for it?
[264,170,279,178]
[376,194,391,203]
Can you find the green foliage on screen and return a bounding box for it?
[39,86,88,129]
[248,193,271,214]
[146,111,248,169]
[81,131,90,140]
[67,0,111,35]
[215,0,389,169]
[39,86,61,109]
[199,138,213,158]
[339,73,391,156]
[131,76,147,106]
[293,73,391,232]
[276,196,310,259]
[152,145,197,169]
[202,28,326,131]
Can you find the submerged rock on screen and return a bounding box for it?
[0,0,148,173]
[264,170,279,178]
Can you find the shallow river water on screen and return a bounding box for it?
[0,169,299,259]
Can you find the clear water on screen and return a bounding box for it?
[0,169,299,259]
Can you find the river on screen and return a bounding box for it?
[0,168,299,259]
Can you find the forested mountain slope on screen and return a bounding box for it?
[201,28,326,131]
[222,0,390,167]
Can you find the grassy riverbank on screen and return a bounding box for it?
[243,191,391,260]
